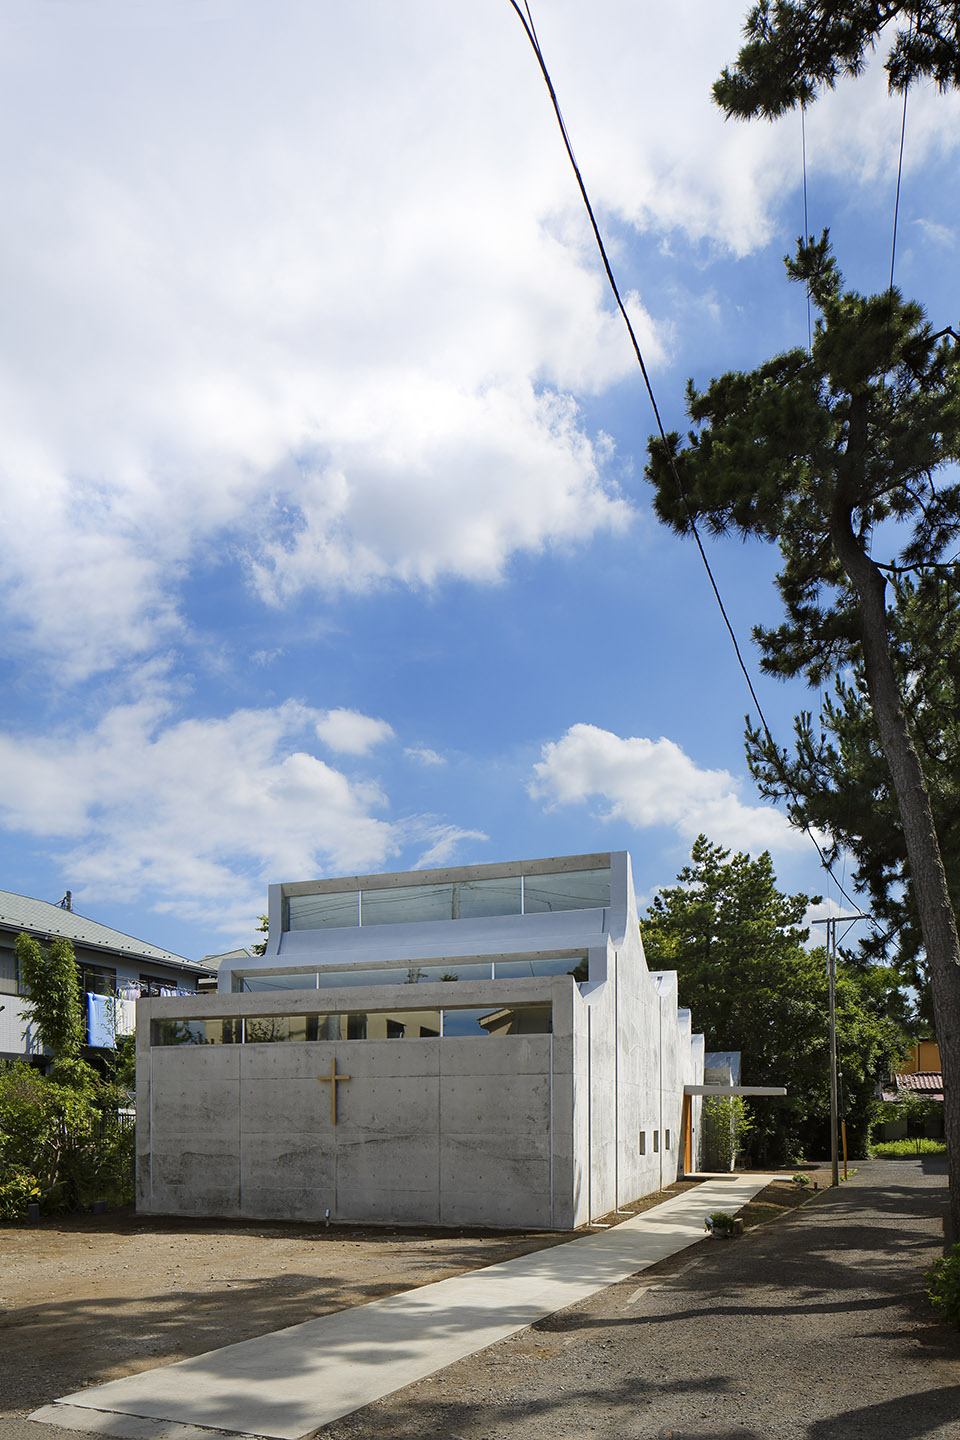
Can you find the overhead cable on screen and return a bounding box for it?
[507,0,864,914]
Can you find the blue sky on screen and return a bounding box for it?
[0,0,957,961]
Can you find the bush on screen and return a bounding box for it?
[872,1137,947,1158]
[706,1210,737,1235]
[0,1061,134,1216]
[0,1167,41,1220]
[926,1243,960,1326]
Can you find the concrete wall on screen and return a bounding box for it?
[562,856,703,1226]
[138,978,578,1229]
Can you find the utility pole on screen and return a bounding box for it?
[826,917,839,1188]
[812,913,870,1188]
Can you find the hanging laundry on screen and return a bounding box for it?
[116,998,137,1036]
[86,993,115,1048]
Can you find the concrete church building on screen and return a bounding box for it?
[136,852,705,1229]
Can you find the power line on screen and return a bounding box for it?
[507,0,864,914]
[890,72,910,295]
[801,105,812,349]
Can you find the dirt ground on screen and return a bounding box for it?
[0,1172,828,1431]
[0,1180,712,1421]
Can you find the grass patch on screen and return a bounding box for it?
[872,1138,946,1158]
[737,1178,819,1229]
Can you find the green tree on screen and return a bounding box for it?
[15,933,84,1062]
[714,1,960,119]
[643,837,906,1163]
[252,914,269,957]
[746,573,960,1019]
[703,1094,754,1170]
[644,234,960,1227]
[3,936,135,1215]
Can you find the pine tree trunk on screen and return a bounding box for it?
[832,500,960,1244]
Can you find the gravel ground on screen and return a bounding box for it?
[318,1158,960,1440]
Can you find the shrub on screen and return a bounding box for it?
[872,1137,947,1159]
[706,1210,737,1235]
[926,1243,960,1327]
[792,1172,810,1187]
[0,1167,41,1220]
[0,1061,134,1215]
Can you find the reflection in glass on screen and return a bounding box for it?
[522,868,610,913]
[455,877,523,918]
[152,1018,241,1045]
[347,1009,442,1039]
[241,972,319,992]
[494,956,589,980]
[239,958,591,993]
[316,967,421,989]
[441,1005,552,1037]
[152,1005,550,1044]
[404,962,494,983]
[288,892,359,930]
[243,1015,333,1042]
[361,883,454,926]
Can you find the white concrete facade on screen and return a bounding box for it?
[137,852,703,1229]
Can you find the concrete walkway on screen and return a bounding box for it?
[30,1176,775,1440]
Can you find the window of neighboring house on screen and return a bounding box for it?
[0,950,18,996]
[140,975,173,996]
[80,964,116,996]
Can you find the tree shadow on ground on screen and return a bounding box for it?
[807,1385,960,1439]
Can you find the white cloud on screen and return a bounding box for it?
[412,825,490,871]
[0,699,402,932]
[315,709,395,756]
[913,218,956,248]
[802,895,874,940]
[404,746,447,768]
[2,3,954,678]
[531,722,809,855]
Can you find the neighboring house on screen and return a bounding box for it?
[197,947,258,993]
[0,888,213,1062]
[139,851,713,1229]
[878,1041,945,1139]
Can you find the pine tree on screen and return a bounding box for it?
[645,234,960,1232]
[714,1,960,119]
[745,573,960,1020]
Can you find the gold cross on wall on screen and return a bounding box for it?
[317,1057,351,1125]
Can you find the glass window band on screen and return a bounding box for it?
[152,1004,552,1046]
